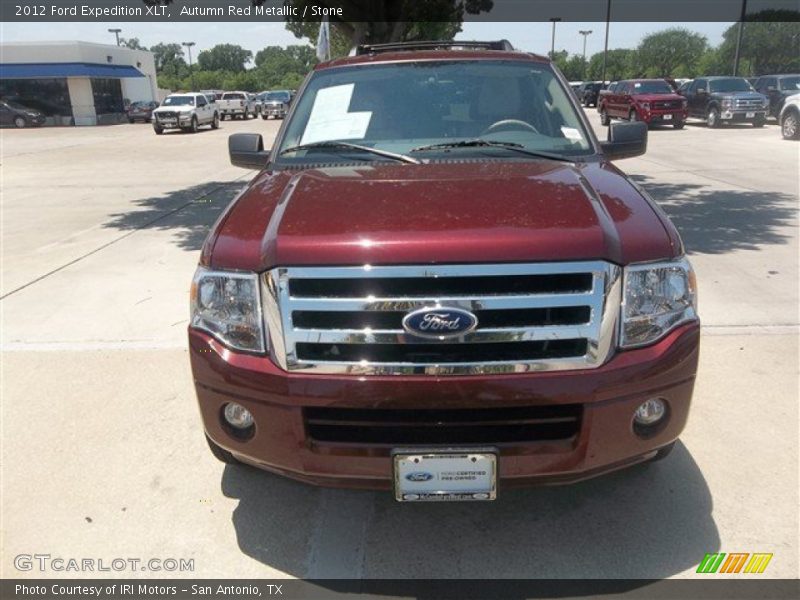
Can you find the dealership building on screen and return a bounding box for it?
[0,41,158,125]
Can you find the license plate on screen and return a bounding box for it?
[161,119,176,126]
[393,450,497,501]
[746,112,755,118]
[662,113,672,120]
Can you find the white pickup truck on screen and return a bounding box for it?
[218,92,257,120]
[151,93,219,134]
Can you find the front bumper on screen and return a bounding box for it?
[720,109,767,121]
[190,322,699,489]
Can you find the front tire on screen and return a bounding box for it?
[188,116,198,133]
[649,441,677,463]
[752,115,766,128]
[706,106,721,128]
[673,119,685,130]
[782,110,800,140]
[211,112,220,129]
[13,116,26,128]
[153,125,163,135]
[600,108,609,126]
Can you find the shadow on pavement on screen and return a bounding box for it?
[102,180,246,252]
[222,441,718,582]
[632,174,797,255]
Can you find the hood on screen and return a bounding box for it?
[631,93,684,102]
[208,161,678,272]
[154,105,194,113]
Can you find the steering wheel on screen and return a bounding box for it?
[482,119,539,135]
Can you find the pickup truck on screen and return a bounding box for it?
[260,90,292,119]
[752,74,800,119]
[599,79,688,129]
[218,91,256,120]
[151,93,219,134]
[190,41,699,502]
[679,76,768,127]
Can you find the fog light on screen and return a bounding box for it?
[223,403,254,430]
[634,398,667,426]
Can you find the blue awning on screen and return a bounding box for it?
[0,63,145,79]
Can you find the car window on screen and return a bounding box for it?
[278,59,593,162]
[779,76,800,91]
[197,96,207,107]
[631,81,674,94]
[163,96,195,106]
[266,92,291,102]
[223,93,245,100]
[708,78,752,93]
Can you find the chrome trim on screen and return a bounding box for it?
[263,262,621,375]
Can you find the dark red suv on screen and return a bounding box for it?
[189,41,699,502]
[599,79,689,129]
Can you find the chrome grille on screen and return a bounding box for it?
[734,98,764,109]
[263,262,621,375]
[653,100,681,110]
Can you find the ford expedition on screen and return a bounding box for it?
[189,41,699,502]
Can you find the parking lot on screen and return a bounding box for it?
[1,110,798,579]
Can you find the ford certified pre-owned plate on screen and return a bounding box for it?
[746,111,756,118]
[393,451,497,501]
[662,113,672,120]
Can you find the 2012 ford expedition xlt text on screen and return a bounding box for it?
[189,41,699,502]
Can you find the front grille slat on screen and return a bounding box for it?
[305,405,582,444]
[264,262,620,376]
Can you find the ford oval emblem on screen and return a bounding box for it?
[405,472,434,482]
[402,306,478,339]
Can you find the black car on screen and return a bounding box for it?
[753,74,800,118]
[127,100,159,123]
[0,100,46,128]
[578,82,604,107]
[679,76,769,127]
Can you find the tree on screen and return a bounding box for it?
[260,0,493,47]
[716,11,800,75]
[634,28,708,78]
[120,37,147,51]
[586,49,635,81]
[197,44,253,72]
[150,42,185,73]
[254,45,317,89]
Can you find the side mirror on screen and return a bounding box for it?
[229,133,270,170]
[601,121,647,161]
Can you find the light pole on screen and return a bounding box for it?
[108,28,122,46]
[549,17,561,58]
[601,0,612,84]
[579,30,593,78]
[182,41,196,91]
[733,0,748,76]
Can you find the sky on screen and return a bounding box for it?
[0,21,732,60]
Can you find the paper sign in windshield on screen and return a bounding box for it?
[300,84,372,145]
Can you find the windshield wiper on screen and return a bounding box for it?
[409,139,573,162]
[279,141,420,164]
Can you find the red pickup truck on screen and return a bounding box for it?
[189,41,699,502]
[599,79,689,129]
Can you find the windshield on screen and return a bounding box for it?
[163,96,194,106]
[266,92,290,102]
[277,60,592,164]
[631,80,673,94]
[709,78,753,93]
[779,76,800,91]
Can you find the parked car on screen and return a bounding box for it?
[191,40,699,502]
[578,81,604,107]
[779,92,800,140]
[151,93,219,134]
[200,89,224,101]
[0,99,46,128]
[260,90,292,119]
[599,79,688,129]
[679,76,768,127]
[753,74,800,118]
[126,100,159,123]
[218,91,257,120]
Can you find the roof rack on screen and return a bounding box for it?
[355,40,515,56]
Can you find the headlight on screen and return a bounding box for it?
[762,97,769,108]
[190,267,266,353]
[722,98,732,108]
[640,102,650,111]
[681,99,688,108]
[620,258,698,348]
